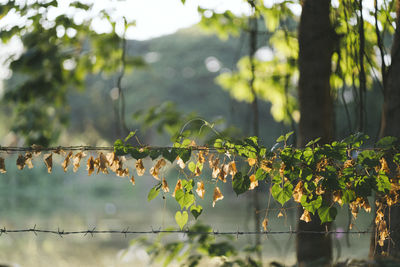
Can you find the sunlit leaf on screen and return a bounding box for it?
[175,211,188,230]
[147,185,160,201]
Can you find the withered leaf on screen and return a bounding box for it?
[87,156,95,176]
[0,157,6,173]
[249,174,258,190]
[196,181,205,199]
[25,152,34,169]
[176,157,185,169]
[130,175,135,186]
[198,151,206,164]
[150,158,166,180]
[172,179,182,197]
[43,153,52,173]
[212,186,224,207]
[228,161,237,177]
[136,159,145,176]
[300,209,311,222]
[262,218,268,231]
[73,151,86,172]
[247,158,257,167]
[97,152,109,174]
[62,151,73,172]
[162,177,170,193]
[16,154,26,170]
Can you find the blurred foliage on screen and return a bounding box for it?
[130,222,261,267]
[0,0,141,146]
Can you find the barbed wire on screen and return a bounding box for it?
[0,226,375,237]
[0,145,216,153]
[0,145,393,154]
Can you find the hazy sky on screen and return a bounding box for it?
[90,0,251,40]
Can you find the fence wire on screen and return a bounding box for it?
[0,226,375,238]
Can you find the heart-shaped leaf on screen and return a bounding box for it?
[175,211,188,230]
[190,205,203,219]
[175,190,195,209]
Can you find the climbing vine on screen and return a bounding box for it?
[1,131,400,250]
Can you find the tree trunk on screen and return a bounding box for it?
[370,0,400,258]
[296,0,335,265]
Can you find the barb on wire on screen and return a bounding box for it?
[0,227,376,237]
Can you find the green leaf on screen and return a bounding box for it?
[162,148,177,163]
[147,186,160,202]
[301,195,322,214]
[342,190,355,204]
[130,148,149,160]
[376,136,398,149]
[276,135,285,142]
[285,131,294,141]
[190,205,203,219]
[255,168,267,181]
[306,137,321,147]
[376,174,391,192]
[175,190,195,209]
[178,148,191,163]
[175,211,188,230]
[317,206,337,223]
[271,182,293,206]
[188,162,196,173]
[149,149,162,160]
[182,179,194,191]
[181,0,186,4]
[232,172,250,196]
[114,139,125,155]
[124,131,136,143]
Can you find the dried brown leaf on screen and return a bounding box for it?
[130,175,135,186]
[43,153,52,173]
[150,158,166,180]
[172,179,182,197]
[162,177,170,193]
[0,157,6,173]
[212,186,224,207]
[300,209,311,222]
[196,181,205,199]
[136,159,145,176]
[249,174,258,190]
[62,151,73,172]
[247,158,257,167]
[176,157,185,169]
[16,154,26,170]
[262,218,268,231]
[73,151,86,172]
[87,156,95,176]
[25,152,34,169]
[97,152,109,174]
[228,161,237,177]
